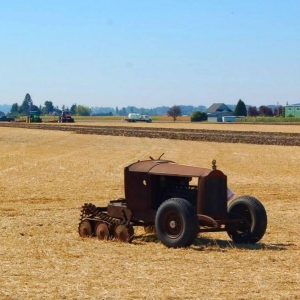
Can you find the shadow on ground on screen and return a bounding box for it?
[191,237,292,251]
[132,233,292,251]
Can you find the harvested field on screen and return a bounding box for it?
[0,125,299,299]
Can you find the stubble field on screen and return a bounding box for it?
[0,123,299,299]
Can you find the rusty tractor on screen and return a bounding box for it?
[78,155,267,248]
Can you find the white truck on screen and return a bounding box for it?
[124,113,152,123]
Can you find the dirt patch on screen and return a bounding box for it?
[2,122,300,146]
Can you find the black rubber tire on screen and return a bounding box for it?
[155,198,198,248]
[226,195,267,244]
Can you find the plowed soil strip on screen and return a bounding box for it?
[1,122,299,146]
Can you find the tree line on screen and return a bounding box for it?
[6,94,284,120]
[168,100,284,122]
[9,93,91,116]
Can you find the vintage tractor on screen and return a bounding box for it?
[78,155,267,248]
[58,110,74,123]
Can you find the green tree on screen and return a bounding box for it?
[167,105,181,121]
[121,107,127,116]
[234,99,247,117]
[75,105,91,116]
[70,104,77,115]
[54,106,61,115]
[10,103,19,114]
[18,93,33,114]
[43,101,54,114]
[190,111,207,122]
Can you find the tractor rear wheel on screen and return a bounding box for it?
[226,196,267,244]
[155,198,198,248]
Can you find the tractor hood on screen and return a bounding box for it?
[126,160,216,177]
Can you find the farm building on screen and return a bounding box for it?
[206,103,235,122]
[222,116,237,122]
[285,103,300,117]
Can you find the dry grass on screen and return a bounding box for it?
[0,125,300,300]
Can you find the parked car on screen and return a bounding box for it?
[124,113,152,123]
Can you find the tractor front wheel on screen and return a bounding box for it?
[155,198,198,248]
[226,196,267,244]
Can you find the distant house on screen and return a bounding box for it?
[285,103,300,117]
[206,103,234,122]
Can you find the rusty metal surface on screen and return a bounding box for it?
[124,159,228,224]
[78,220,92,237]
[127,160,169,173]
[197,214,220,227]
[150,163,212,177]
[127,159,212,177]
[197,170,227,217]
[79,203,135,242]
[95,222,109,240]
[107,201,128,219]
[114,225,129,242]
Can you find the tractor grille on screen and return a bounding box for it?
[203,176,227,215]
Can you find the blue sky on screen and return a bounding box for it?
[0,0,299,109]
